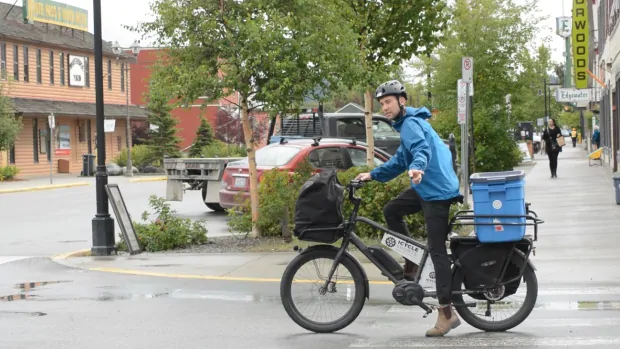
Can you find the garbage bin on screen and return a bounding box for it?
[614,174,620,205]
[82,154,96,177]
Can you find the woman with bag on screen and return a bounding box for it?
[542,118,564,178]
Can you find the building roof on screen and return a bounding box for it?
[10,98,149,119]
[0,3,133,59]
[335,102,364,113]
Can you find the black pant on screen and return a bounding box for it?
[547,150,559,175]
[383,187,454,305]
[572,137,577,147]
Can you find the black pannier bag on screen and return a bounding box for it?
[293,170,346,243]
[451,241,522,301]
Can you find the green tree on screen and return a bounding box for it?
[0,84,22,152]
[340,0,449,166]
[188,116,215,158]
[131,0,359,237]
[144,88,182,164]
[417,0,549,172]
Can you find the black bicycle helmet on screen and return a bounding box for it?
[375,80,408,101]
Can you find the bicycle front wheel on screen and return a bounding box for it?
[280,248,367,333]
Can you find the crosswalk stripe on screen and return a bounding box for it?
[349,336,620,347]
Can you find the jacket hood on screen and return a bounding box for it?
[392,106,432,131]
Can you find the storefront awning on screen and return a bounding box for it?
[10,98,149,120]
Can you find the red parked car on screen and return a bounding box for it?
[218,138,392,209]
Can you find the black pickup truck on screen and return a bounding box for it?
[267,108,459,173]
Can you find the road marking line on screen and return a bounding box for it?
[0,182,89,194]
[349,337,620,347]
[51,249,91,260]
[129,176,167,182]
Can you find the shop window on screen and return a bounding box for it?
[49,50,54,85]
[85,57,90,87]
[78,120,87,142]
[9,144,15,164]
[36,49,41,83]
[0,43,6,80]
[23,46,29,83]
[107,59,112,89]
[32,119,39,163]
[120,63,125,92]
[39,129,48,155]
[56,125,71,153]
[13,44,18,81]
[60,52,65,85]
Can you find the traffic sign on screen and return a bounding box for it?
[462,57,473,83]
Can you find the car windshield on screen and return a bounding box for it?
[255,145,301,166]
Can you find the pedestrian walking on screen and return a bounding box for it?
[571,128,577,147]
[592,126,600,150]
[541,118,563,178]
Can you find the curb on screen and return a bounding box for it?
[129,176,167,182]
[51,249,92,260]
[0,182,90,194]
[49,249,394,284]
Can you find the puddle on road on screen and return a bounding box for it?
[2,282,619,312]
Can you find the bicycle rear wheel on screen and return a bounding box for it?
[452,254,538,332]
[280,248,367,333]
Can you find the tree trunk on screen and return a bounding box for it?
[281,207,291,243]
[364,89,375,168]
[240,95,260,238]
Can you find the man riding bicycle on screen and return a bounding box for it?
[355,80,462,337]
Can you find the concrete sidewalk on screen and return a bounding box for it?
[0,173,166,194]
[52,145,620,285]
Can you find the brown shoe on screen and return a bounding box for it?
[403,260,419,281]
[425,305,461,337]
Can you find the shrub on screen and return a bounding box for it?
[227,159,314,236]
[0,165,20,181]
[188,117,215,158]
[117,195,208,252]
[228,162,469,239]
[113,145,159,169]
[200,140,248,158]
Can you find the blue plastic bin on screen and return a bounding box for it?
[470,170,526,243]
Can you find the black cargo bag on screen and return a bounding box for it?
[452,242,522,301]
[293,170,346,243]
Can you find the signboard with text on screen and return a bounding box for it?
[22,0,88,32]
[68,55,86,87]
[555,88,593,102]
[572,0,589,89]
[556,16,572,37]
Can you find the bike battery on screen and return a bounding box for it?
[368,246,403,278]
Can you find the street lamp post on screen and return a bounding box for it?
[91,0,115,256]
[112,40,140,177]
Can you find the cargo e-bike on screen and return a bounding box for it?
[280,179,544,333]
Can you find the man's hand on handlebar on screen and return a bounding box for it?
[355,172,372,182]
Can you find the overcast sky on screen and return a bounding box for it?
[2,0,571,66]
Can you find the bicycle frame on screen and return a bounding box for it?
[321,180,544,299]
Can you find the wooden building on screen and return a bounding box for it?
[0,2,148,177]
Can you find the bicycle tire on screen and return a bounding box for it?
[452,253,538,332]
[280,248,367,333]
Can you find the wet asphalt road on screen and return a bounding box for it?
[1,257,620,349]
[2,147,620,348]
[0,180,229,256]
